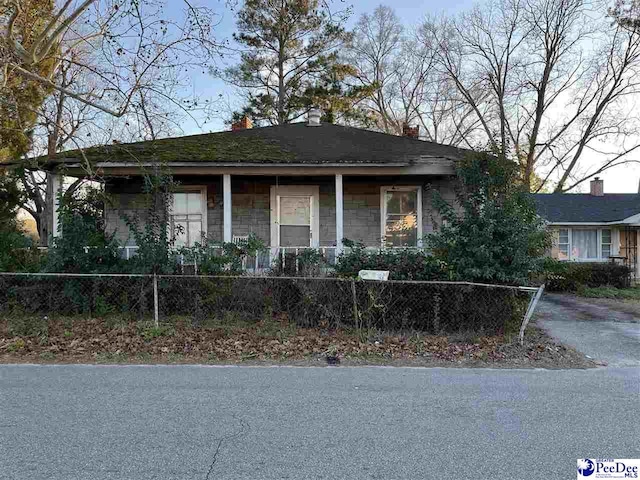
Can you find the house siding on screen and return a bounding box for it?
[104,174,456,247]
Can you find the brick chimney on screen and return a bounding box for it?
[402,123,419,139]
[231,116,252,131]
[590,177,604,196]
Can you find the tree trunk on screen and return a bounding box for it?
[41,172,55,245]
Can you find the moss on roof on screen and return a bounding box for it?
[54,131,295,164]
[47,123,466,165]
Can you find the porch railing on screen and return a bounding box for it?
[247,246,338,274]
[115,245,339,274]
[42,245,426,275]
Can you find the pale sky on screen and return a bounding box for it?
[167,0,640,194]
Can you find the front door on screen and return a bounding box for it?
[278,195,312,246]
[270,186,320,248]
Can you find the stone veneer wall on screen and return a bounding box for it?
[104,175,458,247]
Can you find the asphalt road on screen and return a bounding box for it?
[0,365,638,480]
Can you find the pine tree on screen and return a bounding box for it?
[226,0,367,125]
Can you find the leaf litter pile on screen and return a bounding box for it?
[0,314,594,368]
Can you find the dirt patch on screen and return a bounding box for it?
[0,315,594,369]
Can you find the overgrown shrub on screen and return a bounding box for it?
[544,260,632,291]
[123,171,178,274]
[45,189,124,273]
[348,281,526,335]
[178,234,266,275]
[0,171,44,272]
[0,274,527,335]
[428,152,550,285]
[334,240,446,280]
[0,232,45,272]
[0,275,153,318]
[270,247,328,277]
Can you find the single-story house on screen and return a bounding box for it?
[43,111,466,267]
[533,178,640,281]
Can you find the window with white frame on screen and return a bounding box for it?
[171,189,206,247]
[558,228,570,260]
[381,186,422,247]
[601,229,612,258]
[557,227,614,261]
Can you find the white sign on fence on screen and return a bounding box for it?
[358,270,389,281]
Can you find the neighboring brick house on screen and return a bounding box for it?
[533,178,640,281]
[45,111,466,266]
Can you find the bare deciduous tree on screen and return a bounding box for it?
[346,6,403,134]
[423,0,640,191]
[347,6,484,147]
[1,0,224,243]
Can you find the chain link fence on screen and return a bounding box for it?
[0,273,542,337]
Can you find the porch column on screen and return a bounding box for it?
[335,174,344,255]
[223,174,232,243]
[51,173,64,238]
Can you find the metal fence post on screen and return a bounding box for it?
[153,273,159,327]
[519,283,545,345]
[350,279,359,330]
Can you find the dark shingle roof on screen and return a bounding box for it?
[43,123,467,166]
[533,193,640,223]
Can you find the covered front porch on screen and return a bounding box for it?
[102,170,456,272]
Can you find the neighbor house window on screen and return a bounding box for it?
[601,229,612,258]
[557,227,614,261]
[380,186,422,247]
[171,189,207,247]
[571,229,598,259]
[558,228,569,260]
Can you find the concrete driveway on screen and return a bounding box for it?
[536,294,640,367]
[0,364,638,480]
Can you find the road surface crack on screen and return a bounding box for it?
[205,414,249,479]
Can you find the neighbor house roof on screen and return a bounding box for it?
[533,193,640,223]
[32,123,468,167]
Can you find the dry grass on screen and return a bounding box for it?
[0,314,594,368]
[577,286,640,301]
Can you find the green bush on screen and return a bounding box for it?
[544,260,631,291]
[156,276,524,334]
[0,274,527,335]
[0,232,45,272]
[0,171,43,272]
[45,188,125,273]
[122,171,178,274]
[428,152,550,285]
[334,241,447,280]
[0,275,153,318]
[178,234,266,275]
[270,247,327,277]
